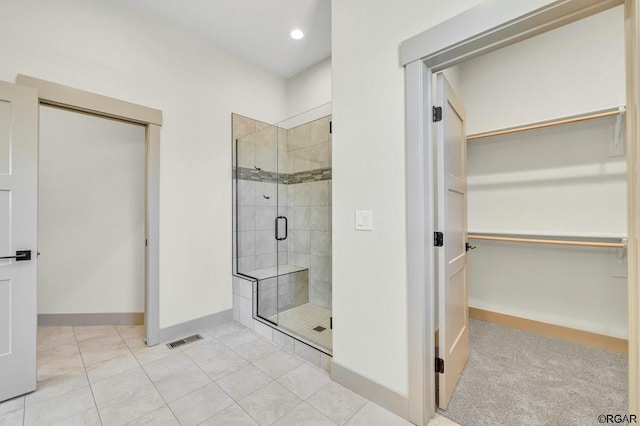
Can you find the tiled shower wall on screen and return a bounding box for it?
[233,115,288,274]
[287,117,332,309]
[289,180,332,309]
[232,113,332,310]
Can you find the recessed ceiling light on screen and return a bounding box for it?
[290,29,304,40]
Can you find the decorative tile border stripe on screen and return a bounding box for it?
[236,167,280,183]
[235,167,332,184]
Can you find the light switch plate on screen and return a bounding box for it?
[355,210,373,231]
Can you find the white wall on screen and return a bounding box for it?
[459,6,627,337]
[0,0,288,328]
[38,106,146,314]
[467,119,626,236]
[469,242,628,337]
[460,7,625,135]
[286,57,332,118]
[332,0,486,396]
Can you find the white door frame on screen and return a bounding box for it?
[15,75,163,346]
[401,0,639,424]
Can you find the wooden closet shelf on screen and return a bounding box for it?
[467,234,626,248]
[467,106,625,141]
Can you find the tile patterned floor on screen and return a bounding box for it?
[0,321,457,426]
[269,303,333,352]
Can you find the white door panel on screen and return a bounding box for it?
[0,81,38,402]
[0,101,11,175]
[436,73,469,410]
[0,191,10,258]
[0,280,11,354]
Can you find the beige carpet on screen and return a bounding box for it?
[438,319,627,426]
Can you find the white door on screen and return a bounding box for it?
[435,73,469,410]
[0,81,38,402]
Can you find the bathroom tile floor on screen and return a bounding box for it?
[0,321,458,426]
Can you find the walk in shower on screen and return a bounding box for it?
[232,105,332,353]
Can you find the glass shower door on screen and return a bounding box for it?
[274,115,333,353]
[274,124,309,334]
[275,121,306,340]
[275,124,290,326]
[250,123,289,326]
[251,123,296,326]
[240,111,332,354]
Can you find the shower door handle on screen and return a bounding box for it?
[275,216,288,241]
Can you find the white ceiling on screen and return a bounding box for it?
[129,0,331,79]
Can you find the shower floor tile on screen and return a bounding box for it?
[270,303,332,352]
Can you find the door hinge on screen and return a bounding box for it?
[434,232,444,247]
[435,357,444,374]
[145,239,148,247]
[433,106,443,122]
[330,317,333,330]
[329,120,332,134]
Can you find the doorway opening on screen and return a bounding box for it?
[402,0,639,425]
[17,75,162,347]
[433,8,628,423]
[38,105,146,326]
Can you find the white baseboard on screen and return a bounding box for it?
[158,309,234,344]
[331,361,409,420]
[38,312,143,326]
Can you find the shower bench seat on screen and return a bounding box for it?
[242,264,309,281]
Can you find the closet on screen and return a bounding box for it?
[466,105,628,341]
[460,4,627,341]
[436,5,628,425]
